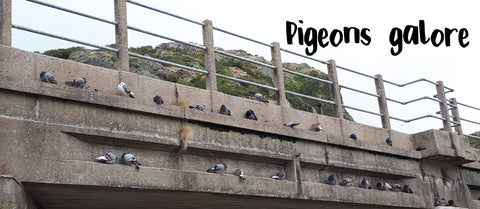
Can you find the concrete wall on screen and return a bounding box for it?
[2,45,480,208]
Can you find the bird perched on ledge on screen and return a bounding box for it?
[234,169,247,181]
[189,104,206,111]
[326,174,336,185]
[40,70,57,84]
[96,152,117,164]
[386,137,393,146]
[65,77,86,88]
[311,123,324,132]
[306,105,317,113]
[271,171,286,180]
[153,95,164,104]
[245,109,258,120]
[118,82,134,98]
[255,92,269,103]
[284,122,300,128]
[219,104,231,116]
[122,152,141,169]
[207,163,227,174]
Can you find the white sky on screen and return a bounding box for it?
[10,0,480,134]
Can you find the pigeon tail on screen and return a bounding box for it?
[128,93,135,98]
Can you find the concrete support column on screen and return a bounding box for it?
[0,0,12,46]
[1,176,26,209]
[449,98,463,135]
[286,154,303,197]
[202,20,217,91]
[327,59,344,119]
[374,74,391,130]
[114,0,129,72]
[271,42,287,107]
[436,81,452,132]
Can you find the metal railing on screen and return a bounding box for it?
[3,0,480,139]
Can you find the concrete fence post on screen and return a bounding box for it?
[114,0,129,72]
[271,42,288,106]
[449,98,462,135]
[0,0,12,46]
[202,20,217,91]
[436,81,452,132]
[327,59,344,119]
[374,74,391,130]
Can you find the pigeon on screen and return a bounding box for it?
[245,109,257,120]
[402,184,413,193]
[317,101,323,114]
[271,171,286,180]
[311,123,324,132]
[284,122,300,128]
[339,176,353,186]
[189,104,206,111]
[391,184,402,192]
[254,92,269,103]
[306,105,317,113]
[386,137,393,146]
[350,133,358,140]
[118,82,134,98]
[434,194,445,207]
[233,169,247,181]
[376,181,386,190]
[65,77,86,87]
[384,182,392,190]
[153,95,164,104]
[326,174,336,185]
[40,70,57,84]
[95,152,117,164]
[122,152,141,169]
[207,163,227,174]
[447,200,454,206]
[359,178,371,189]
[219,104,231,116]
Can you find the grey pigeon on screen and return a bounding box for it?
[189,104,206,111]
[311,123,324,132]
[233,169,246,181]
[219,104,231,116]
[402,184,413,193]
[447,200,454,206]
[326,174,336,185]
[350,133,358,140]
[317,101,323,114]
[434,193,445,207]
[153,95,164,104]
[122,152,141,169]
[207,163,227,174]
[386,137,392,146]
[40,70,57,84]
[271,171,286,180]
[284,122,300,128]
[254,92,269,103]
[391,184,402,192]
[245,109,257,120]
[118,82,134,98]
[359,178,371,189]
[376,181,386,190]
[65,77,86,87]
[96,152,117,164]
[306,105,317,113]
[339,176,353,186]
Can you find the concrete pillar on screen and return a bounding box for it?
[114,0,129,72]
[202,20,217,91]
[327,59,344,119]
[0,0,12,46]
[0,175,26,209]
[374,74,391,130]
[436,81,452,132]
[271,42,287,107]
[449,98,463,135]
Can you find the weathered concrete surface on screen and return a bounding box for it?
[0,176,40,209]
[1,45,480,208]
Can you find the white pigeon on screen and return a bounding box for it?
[96,152,117,164]
[118,82,134,98]
[254,92,269,103]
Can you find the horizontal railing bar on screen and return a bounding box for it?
[343,105,383,117]
[12,25,119,52]
[212,26,272,48]
[465,134,480,140]
[214,50,275,69]
[340,85,380,98]
[460,118,480,126]
[279,48,329,65]
[26,0,117,25]
[216,74,278,91]
[129,52,207,74]
[386,96,440,105]
[283,69,333,85]
[285,90,335,105]
[390,114,444,123]
[384,78,454,93]
[127,25,206,50]
[336,65,376,79]
[126,0,203,26]
[457,102,480,111]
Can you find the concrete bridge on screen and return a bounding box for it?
[1,45,480,209]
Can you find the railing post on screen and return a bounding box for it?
[449,98,463,135]
[374,74,391,130]
[0,0,12,46]
[271,42,287,107]
[327,59,344,119]
[436,81,452,132]
[202,20,217,91]
[114,0,129,72]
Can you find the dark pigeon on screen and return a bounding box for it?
[284,122,300,128]
[189,104,206,111]
[359,178,371,189]
[326,174,336,185]
[447,200,454,206]
[350,133,358,140]
[207,163,227,174]
[122,152,141,169]
[96,152,117,164]
[255,92,269,103]
[402,184,413,193]
[306,105,317,113]
[153,95,164,104]
[245,109,257,120]
[219,104,231,116]
[391,184,402,192]
[65,77,86,87]
[271,171,286,180]
[339,177,353,186]
[376,181,386,190]
[40,70,57,84]
[386,137,393,146]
